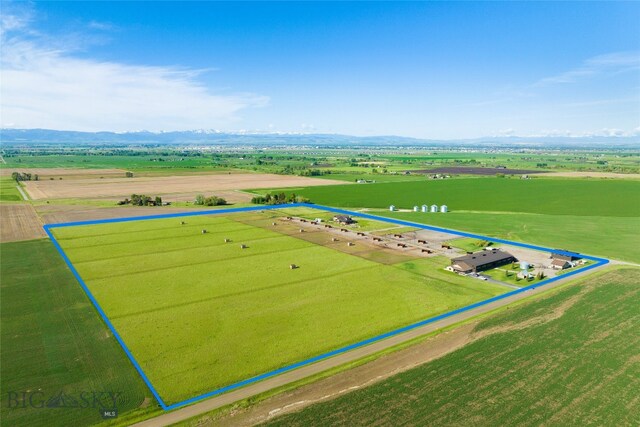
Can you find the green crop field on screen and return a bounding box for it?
[51,209,510,405]
[0,178,23,202]
[266,267,640,427]
[296,177,640,217]
[0,239,156,427]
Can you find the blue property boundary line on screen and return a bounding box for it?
[44,203,609,411]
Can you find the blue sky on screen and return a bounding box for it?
[1,1,639,138]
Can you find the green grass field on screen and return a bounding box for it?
[297,177,640,217]
[266,267,640,427]
[0,239,156,427]
[51,210,510,405]
[0,178,23,201]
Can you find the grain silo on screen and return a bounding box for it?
[421,204,428,212]
[441,204,448,213]
[430,204,439,213]
[413,206,419,212]
[389,205,396,211]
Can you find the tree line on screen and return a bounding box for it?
[11,172,38,182]
[251,192,309,205]
[118,194,163,206]
[194,194,227,206]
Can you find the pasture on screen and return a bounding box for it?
[0,239,155,427]
[0,178,23,201]
[51,209,509,405]
[266,268,640,427]
[296,177,640,217]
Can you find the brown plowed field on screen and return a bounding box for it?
[35,204,195,224]
[0,168,127,179]
[0,204,47,242]
[22,173,347,200]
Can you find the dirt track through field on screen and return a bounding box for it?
[0,204,47,242]
[21,173,347,200]
[131,263,606,427]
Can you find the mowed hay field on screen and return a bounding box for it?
[266,268,640,427]
[51,210,508,405]
[22,173,348,200]
[0,239,154,427]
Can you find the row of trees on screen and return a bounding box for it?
[251,192,309,205]
[118,194,162,206]
[194,194,227,206]
[11,172,38,182]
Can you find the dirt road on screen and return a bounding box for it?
[131,262,606,427]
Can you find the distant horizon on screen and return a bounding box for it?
[2,127,638,146]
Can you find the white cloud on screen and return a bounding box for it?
[535,51,640,87]
[0,11,268,132]
[87,20,114,31]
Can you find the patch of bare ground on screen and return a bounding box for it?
[471,285,590,339]
[0,168,128,179]
[0,204,47,242]
[35,204,195,224]
[90,189,253,204]
[539,171,640,179]
[21,173,347,200]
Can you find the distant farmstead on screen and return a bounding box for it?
[451,249,517,273]
[333,215,356,225]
